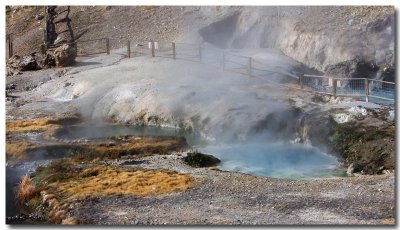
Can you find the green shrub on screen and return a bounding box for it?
[27,197,41,208]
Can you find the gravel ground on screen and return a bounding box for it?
[66,152,395,225]
[6,50,126,120]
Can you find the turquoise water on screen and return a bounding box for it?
[202,143,343,179]
[55,124,344,179]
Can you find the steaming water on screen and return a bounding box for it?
[58,125,179,139]
[55,124,202,145]
[202,143,342,179]
[55,124,342,178]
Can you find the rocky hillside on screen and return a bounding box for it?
[6,6,395,80]
[189,6,395,80]
[6,6,185,56]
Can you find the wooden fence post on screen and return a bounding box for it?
[151,41,155,57]
[198,45,202,63]
[299,74,304,89]
[172,42,176,60]
[332,78,337,99]
[222,52,225,71]
[247,57,252,77]
[365,79,369,102]
[43,6,48,48]
[7,34,13,58]
[127,40,131,58]
[106,38,110,55]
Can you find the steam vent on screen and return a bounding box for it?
[5,5,395,226]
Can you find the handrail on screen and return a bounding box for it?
[10,34,392,104]
[369,79,395,85]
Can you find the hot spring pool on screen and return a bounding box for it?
[55,124,343,178]
[201,143,344,179]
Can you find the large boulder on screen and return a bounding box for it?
[53,44,77,67]
[183,151,221,167]
[8,54,39,71]
[6,54,41,76]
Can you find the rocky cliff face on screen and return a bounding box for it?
[193,6,395,79]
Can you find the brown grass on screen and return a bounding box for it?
[6,114,79,134]
[89,137,187,159]
[6,118,61,133]
[51,166,194,200]
[6,116,81,160]
[6,141,37,160]
[16,175,38,207]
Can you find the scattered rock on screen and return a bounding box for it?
[183,151,220,167]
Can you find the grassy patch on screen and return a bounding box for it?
[46,166,194,200]
[16,176,39,208]
[27,197,41,209]
[6,118,61,133]
[88,137,187,160]
[31,158,78,185]
[31,160,195,204]
[6,115,80,134]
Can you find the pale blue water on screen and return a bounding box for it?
[202,143,343,179]
[56,124,343,179]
